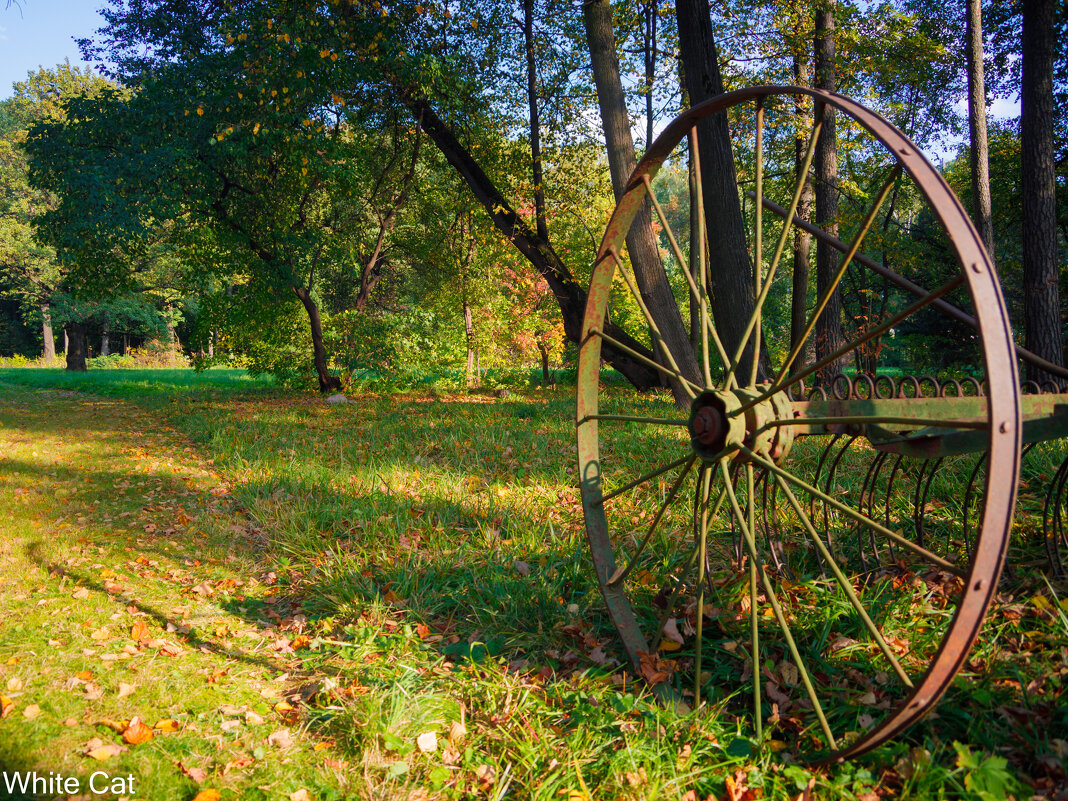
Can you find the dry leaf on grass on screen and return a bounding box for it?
[191,790,221,801]
[416,731,437,753]
[122,717,154,745]
[154,718,181,732]
[268,728,293,748]
[290,790,311,801]
[85,743,126,761]
[449,721,467,743]
[117,682,136,699]
[22,704,41,719]
[6,677,23,692]
[0,695,14,719]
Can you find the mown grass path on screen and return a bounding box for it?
[0,372,1065,800]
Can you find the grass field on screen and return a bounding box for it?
[0,367,1064,800]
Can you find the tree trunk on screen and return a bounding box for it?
[66,322,87,372]
[63,328,69,354]
[524,0,549,242]
[1021,0,1063,384]
[101,326,110,357]
[464,298,476,388]
[41,303,55,361]
[675,0,762,382]
[583,0,699,405]
[292,285,342,392]
[966,0,995,256]
[789,44,814,371]
[407,95,661,391]
[688,152,701,351]
[813,3,847,385]
[538,339,550,383]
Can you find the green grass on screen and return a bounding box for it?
[0,367,1064,799]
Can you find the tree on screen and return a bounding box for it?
[965,0,994,255]
[582,0,699,404]
[1021,0,1064,382]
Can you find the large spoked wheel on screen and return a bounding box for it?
[576,87,1022,763]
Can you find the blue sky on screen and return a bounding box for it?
[0,0,110,98]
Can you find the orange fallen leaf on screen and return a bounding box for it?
[154,718,181,732]
[223,755,254,774]
[117,682,136,699]
[0,696,14,719]
[131,620,151,642]
[122,717,154,745]
[290,790,311,801]
[313,740,334,751]
[75,670,93,682]
[191,790,221,801]
[22,704,41,720]
[178,762,207,783]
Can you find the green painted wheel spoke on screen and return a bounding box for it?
[740,445,966,576]
[596,454,693,506]
[772,473,914,688]
[746,463,762,738]
[722,115,822,390]
[586,328,703,397]
[641,171,730,378]
[694,465,712,708]
[609,247,698,399]
[750,103,765,389]
[773,165,902,386]
[720,460,838,751]
[608,455,697,586]
[729,274,967,420]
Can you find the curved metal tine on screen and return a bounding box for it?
[608,455,697,587]
[760,469,789,576]
[918,458,945,551]
[961,453,987,560]
[690,125,720,389]
[772,473,913,687]
[607,247,698,400]
[719,459,838,750]
[745,462,760,737]
[824,436,861,557]
[911,460,931,549]
[729,274,967,420]
[883,455,907,565]
[1051,458,1068,578]
[740,445,966,577]
[1043,454,1068,578]
[773,165,903,385]
[865,452,892,571]
[857,451,887,573]
[587,328,702,396]
[723,114,823,391]
[809,435,842,577]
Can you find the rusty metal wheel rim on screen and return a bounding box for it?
[576,86,1021,763]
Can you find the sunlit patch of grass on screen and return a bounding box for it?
[0,370,1063,797]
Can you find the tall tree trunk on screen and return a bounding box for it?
[1021,0,1064,384]
[790,47,814,370]
[537,338,550,383]
[524,0,549,242]
[66,322,87,372]
[675,0,761,382]
[813,3,847,385]
[688,152,701,351]
[63,328,69,354]
[583,0,699,405]
[643,0,657,149]
[101,326,110,357]
[292,286,342,392]
[406,96,660,391]
[464,298,476,388]
[41,303,55,361]
[966,0,995,256]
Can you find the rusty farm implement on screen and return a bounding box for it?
[575,87,1068,763]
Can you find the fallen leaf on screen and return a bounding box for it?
[268,728,293,749]
[22,704,41,719]
[90,627,110,641]
[449,720,467,743]
[178,762,208,783]
[72,587,90,599]
[314,740,334,751]
[99,718,129,733]
[245,710,265,726]
[416,731,437,753]
[191,791,221,801]
[123,717,154,745]
[75,670,93,682]
[154,718,181,732]
[223,756,254,774]
[86,744,126,761]
[662,618,685,645]
[1,695,15,718]
[513,560,531,577]
[117,682,136,699]
[475,764,495,791]
[6,678,23,692]
[289,790,311,801]
[130,620,151,642]
[220,720,240,731]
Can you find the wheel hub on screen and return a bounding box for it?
[688,388,794,462]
